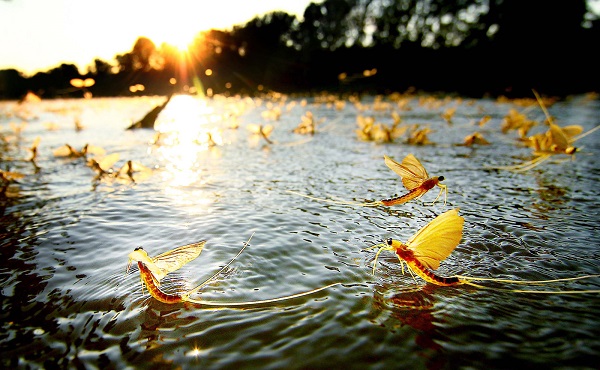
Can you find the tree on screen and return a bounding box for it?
[89,59,113,75]
[292,0,358,50]
[0,69,27,99]
[232,11,297,53]
[370,0,486,49]
[116,37,164,73]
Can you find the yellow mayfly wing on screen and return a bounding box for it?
[384,154,428,191]
[96,153,120,171]
[371,124,390,143]
[405,208,464,270]
[31,137,41,149]
[53,144,74,157]
[117,161,153,181]
[390,125,409,140]
[151,241,206,281]
[117,160,139,174]
[246,124,261,134]
[129,161,152,174]
[132,161,152,173]
[262,124,274,137]
[85,144,106,156]
[561,125,583,139]
[548,123,570,152]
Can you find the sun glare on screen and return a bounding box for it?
[144,16,200,52]
[154,95,220,187]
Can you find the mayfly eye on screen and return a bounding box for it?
[134,246,143,251]
[438,175,445,182]
[386,238,393,246]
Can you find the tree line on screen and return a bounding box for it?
[1,0,598,100]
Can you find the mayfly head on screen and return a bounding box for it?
[369,238,396,275]
[126,246,151,273]
[565,146,577,155]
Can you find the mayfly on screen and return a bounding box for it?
[406,127,434,145]
[287,154,446,208]
[87,152,120,179]
[293,111,317,135]
[247,124,274,144]
[368,208,464,286]
[116,160,153,182]
[496,120,599,172]
[1,169,25,195]
[127,241,207,303]
[53,143,106,158]
[459,132,490,147]
[366,208,600,293]
[355,115,409,143]
[495,90,600,172]
[127,235,340,305]
[28,137,41,164]
[382,154,447,206]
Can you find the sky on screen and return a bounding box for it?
[0,0,316,76]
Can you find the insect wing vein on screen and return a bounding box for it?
[548,124,570,151]
[406,208,464,270]
[152,241,206,279]
[384,154,428,190]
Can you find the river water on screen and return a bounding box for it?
[1,93,599,369]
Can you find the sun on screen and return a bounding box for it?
[158,29,197,52]
[145,18,200,52]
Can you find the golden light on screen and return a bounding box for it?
[205,69,213,76]
[170,78,177,85]
[70,78,95,88]
[363,68,378,77]
[129,84,145,93]
[143,16,199,52]
[186,345,205,358]
[154,95,219,188]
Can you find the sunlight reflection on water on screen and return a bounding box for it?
[154,95,222,188]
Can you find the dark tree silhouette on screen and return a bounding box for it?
[229,12,299,90]
[292,0,359,51]
[0,69,27,99]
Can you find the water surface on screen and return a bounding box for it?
[1,93,599,369]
